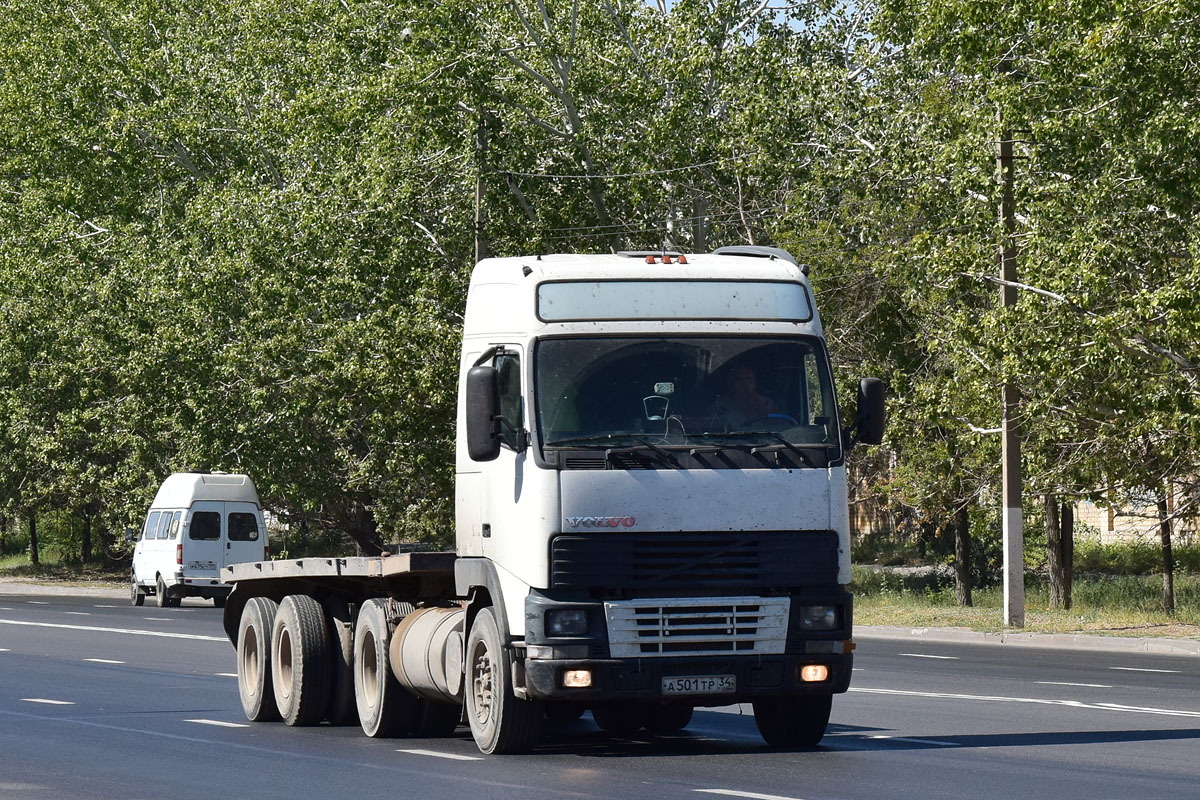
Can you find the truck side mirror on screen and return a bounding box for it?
[853,377,886,446]
[466,365,502,462]
[124,526,135,544]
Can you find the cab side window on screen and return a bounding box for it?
[229,513,259,541]
[496,352,523,450]
[143,511,161,542]
[189,511,221,541]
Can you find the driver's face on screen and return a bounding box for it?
[727,367,756,395]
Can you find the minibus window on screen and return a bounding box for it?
[189,511,221,541]
[229,513,259,542]
[168,511,182,540]
[143,511,161,541]
[156,512,172,540]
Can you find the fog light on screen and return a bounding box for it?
[562,669,592,688]
[546,608,589,636]
[800,664,829,683]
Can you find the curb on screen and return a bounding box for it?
[0,579,126,599]
[856,624,1200,657]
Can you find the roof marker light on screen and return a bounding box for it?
[662,255,673,264]
[678,255,688,264]
[645,255,657,264]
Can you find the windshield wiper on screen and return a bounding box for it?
[544,433,642,447]
[607,437,681,468]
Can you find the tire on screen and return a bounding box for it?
[645,704,693,733]
[271,594,332,726]
[130,572,145,607]
[354,598,419,737]
[412,699,462,738]
[237,596,281,722]
[323,598,358,725]
[155,576,172,609]
[753,694,832,747]
[592,703,645,735]
[545,703,586,722]
[464,607,542,754]
[213,595,227,609]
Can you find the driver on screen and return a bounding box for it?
[712,365,779,429]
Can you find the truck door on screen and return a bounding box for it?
[482,347,528,562]
[224,503,264,569]
[184,502,224,579]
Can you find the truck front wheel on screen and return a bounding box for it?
[271,594,332,726]
[465,607,541,754]
[753,694,832,747]
[237,596,281,722]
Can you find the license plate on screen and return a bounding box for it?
[662,675,735,695]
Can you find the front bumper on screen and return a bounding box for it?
[523,650,853,704]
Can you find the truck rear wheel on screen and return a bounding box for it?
[753,694,832,747]
[646,704,693,733]
[323,598,358,725]
[354,598,419,737]
[412,699,462,738]
[237,596,281,722]
[592,703,645,734]
[271,594,332,726]
[465,607,541,754]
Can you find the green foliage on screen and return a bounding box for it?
[1,0,1197,569]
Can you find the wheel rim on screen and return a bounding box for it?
[277,627,293,700]
[471,641,494,727]
[130,576,137,602]
[241,627,260,698]
[360,629,380,711]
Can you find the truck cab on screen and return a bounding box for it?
[455,247,882,747]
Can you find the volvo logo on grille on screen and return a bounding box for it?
[566,516,636,528]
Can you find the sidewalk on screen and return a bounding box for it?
[857,624,1200,657]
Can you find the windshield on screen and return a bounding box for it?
[535,336,840,454]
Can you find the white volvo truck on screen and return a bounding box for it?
[222,246,884,754]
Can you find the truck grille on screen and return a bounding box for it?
[550,530,839,593]
[604,596,789,657]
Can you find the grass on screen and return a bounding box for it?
[0,552,127,588]
[852,566,1200,638]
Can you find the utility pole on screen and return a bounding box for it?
[997,121,1024,627]
[474,115,489,264]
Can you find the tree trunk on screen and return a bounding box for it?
[1156,486,1175,615]
[954,502,972,607]
[29,512,39,566]
[1046,493,1065,609]
[82,513,93,564]
[1060,500,1074,610]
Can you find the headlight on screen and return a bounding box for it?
[797,605,838,631]
[546,608,589,636]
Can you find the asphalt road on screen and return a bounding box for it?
[2,590,1198,800]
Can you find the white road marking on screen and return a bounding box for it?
[26,601,49,605]
[186,719,249,728]
[1110,666,1180,674]
[143,617,172,621]
[22,699,74,705]
[398,749,482,761]
[64,612,91,616]
[93,604,118,609]
[1037,681,1112,689]
[84,658,125,665]
[0,648,9,652]
[0,618,225,642]
[695,790,808,800]
[898,653,958,660]
[852,687,1200,718]
[869,734,956,747]
[0,607,13,610]
[216,673,238,678]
